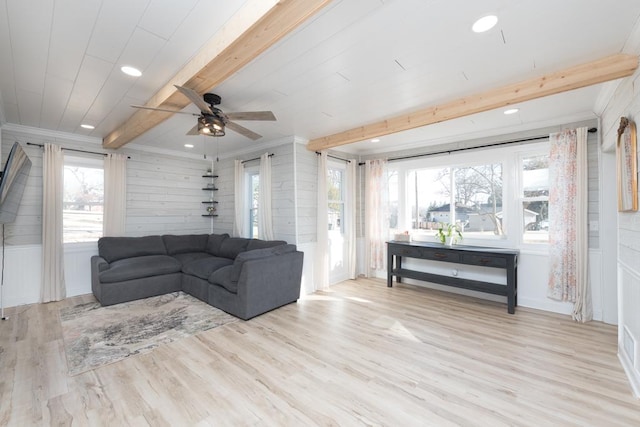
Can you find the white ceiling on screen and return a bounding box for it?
[1,0,640,158]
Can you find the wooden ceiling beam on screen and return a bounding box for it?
[307,53,639,151]
[103,0,333,149]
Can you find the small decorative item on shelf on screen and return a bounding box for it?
[435,222,463,246]
[205,167,213,176]
[207,206,216,214]
[206,182,215,189]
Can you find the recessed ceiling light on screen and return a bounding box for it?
[184,144,194,148]
[504,108,519,115]
[472,15,498,33]
[80,124,95,129]
[371,138,380,143]
[121,65,142,77]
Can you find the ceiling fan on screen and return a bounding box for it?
[131,85,276,140]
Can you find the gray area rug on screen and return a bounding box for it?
[60,291,237,376]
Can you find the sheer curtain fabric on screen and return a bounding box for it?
[41,143,65,303]
[233,159,246,237]
[103,153,127,236]
[346,159,357,279]
[365,159,388,277]
[315,152,329,290]
[547,127,591,322]
[258,152,274,240]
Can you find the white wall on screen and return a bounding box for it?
[594,17,640,396]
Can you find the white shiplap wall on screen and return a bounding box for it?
[209,138,298,244]
[599,18,640,396]
[124,149,211,236]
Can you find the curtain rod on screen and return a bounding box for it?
[241,153,274,164]
[357,127,597,165]
[315,151,352,163]
[26,142,131,159]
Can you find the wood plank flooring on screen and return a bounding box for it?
[1,278,639,426]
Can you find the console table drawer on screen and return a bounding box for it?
[462,254,507,268]
[396,246,460,262]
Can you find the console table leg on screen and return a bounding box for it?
[387,253,393,287]
[507,264,516,314]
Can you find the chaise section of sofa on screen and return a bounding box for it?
[91,233,304,320]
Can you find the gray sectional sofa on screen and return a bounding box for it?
[90,233,304,320]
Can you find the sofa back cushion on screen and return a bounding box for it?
[98,236,167,263]
[162,234,209,255]
[206,233,230,256]
[219,237,250,259]
[246,239,287,251]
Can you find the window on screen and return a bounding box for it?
[63,156,104,243]
[521,152,549,243]
[328,167,344,233]
[405,162,503,238]
[246,169,259,238]
[387,140,554,247]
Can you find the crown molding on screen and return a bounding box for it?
[1,123,102,145]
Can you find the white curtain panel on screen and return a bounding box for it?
[572,127,591,322]
[346,159,357,279]
[258,152,274,240]
[315,151,329,290]
[547,127,591,322]
[233,159,246,237]
[365,159,388,277]
[103,153,127,236]
[41,143,65,303]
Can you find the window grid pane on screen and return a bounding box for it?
[63,165,104,243]
[522,153,549,243]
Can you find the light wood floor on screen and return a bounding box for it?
[1,278,639,426]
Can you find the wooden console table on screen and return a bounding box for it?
[387,241,519,314]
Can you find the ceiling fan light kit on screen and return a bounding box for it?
[198,115,226,137]
[131,85,276,141]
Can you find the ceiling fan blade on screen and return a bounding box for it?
[131,105,198,116]
[174,85,213,115]
[186,124,200,136]
[225,111,276,121]
[226,121,262,140]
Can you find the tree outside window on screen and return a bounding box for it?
[63,162,104,243]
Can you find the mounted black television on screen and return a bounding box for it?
[0,142,32,224]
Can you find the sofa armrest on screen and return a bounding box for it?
[91,255,110,303]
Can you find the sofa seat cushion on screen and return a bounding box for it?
[182,256,233,280]
[208,265,237,293]
[172,252,211,266]
[99,255,181,283]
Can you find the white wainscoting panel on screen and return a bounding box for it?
[618,261,640,397]
[1,244,41,308]
[64,242,98,298]
[297,242,316,296]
